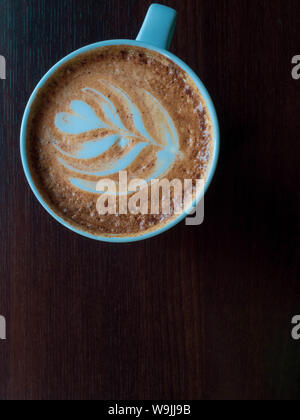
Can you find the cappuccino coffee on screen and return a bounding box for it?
[26,45,213,237]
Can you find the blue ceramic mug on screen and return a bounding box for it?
[20,4,219,243]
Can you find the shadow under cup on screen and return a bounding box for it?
[20,39,220,243]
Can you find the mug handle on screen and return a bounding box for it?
[136,4,177,51]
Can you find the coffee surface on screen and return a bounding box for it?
[27,45,213,237]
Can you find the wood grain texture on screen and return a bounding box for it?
[0,0,300,400]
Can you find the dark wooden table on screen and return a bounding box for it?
[0,0,299,400]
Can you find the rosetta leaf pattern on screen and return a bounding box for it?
[53,81,179,193]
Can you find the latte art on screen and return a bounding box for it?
[53,79,180,194]
[27,45,213,237]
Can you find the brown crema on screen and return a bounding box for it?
[27,45,213,237]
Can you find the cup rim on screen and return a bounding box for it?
[20,39,220,243]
